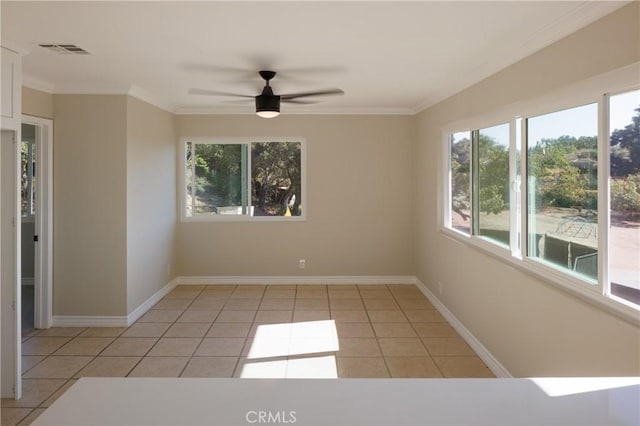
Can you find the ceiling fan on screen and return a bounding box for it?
[189,70,344,118]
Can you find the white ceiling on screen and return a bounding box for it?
[1,1,628,115]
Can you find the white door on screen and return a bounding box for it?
[1,128,21,399]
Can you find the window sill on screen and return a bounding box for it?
[439,226,640,325]
[181,215,307,223]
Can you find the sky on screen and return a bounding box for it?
[453,89,638,147]
[529,90,638,144]
[528,103,598,145]
[609,90,639,133]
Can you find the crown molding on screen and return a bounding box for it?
[22,74,55,94]
[1,41,31,55]
[127,84,175,113]
[174,106,415,116]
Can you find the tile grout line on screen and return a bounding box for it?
[361,284,393,377]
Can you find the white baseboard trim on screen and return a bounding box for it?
[414,279,512,378]
[126,279,178,326]
[176,275,417,286]
[52,315,129,327]
[51,279,178,328]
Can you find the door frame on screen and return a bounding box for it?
[22,115,53,329]
[1,128,21,399]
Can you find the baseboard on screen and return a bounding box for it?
[126,279,178,326]
[414,279,512,378]
[52,315,129,327]
[176,275,417,286]
[51,279,178,328]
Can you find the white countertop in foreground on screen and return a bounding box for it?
[33,377,640,426]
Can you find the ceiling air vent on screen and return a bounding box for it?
[38,44,90,54]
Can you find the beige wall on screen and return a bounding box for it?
[126,97,176,313]
[22,87,53,119]
[175,115,415,277]
[53,95,128,316]
[415,3,640,376]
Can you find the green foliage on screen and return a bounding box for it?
[611,173,640,213]
[543,167,588,207]
[528,135,597,210]
[478,135,509,215]
[197,144,242,208]
[451,134,510,216]
[252,142,302,216]
[450,137,471,219]
[479,185,506,214]
[610,106,640,177]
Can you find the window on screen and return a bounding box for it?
[526,103,598,283]
[21,123,37,218]
[609,89,640,305]
[447,126,511,246]
[442,83,640,314]
[183,139,304,219]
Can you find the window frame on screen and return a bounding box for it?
[439,63,640,322]
[179,136,307,222]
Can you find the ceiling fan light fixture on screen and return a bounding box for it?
[256,94,280,118]
[256,110,280,119]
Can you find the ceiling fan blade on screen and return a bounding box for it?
[281,99,319,105]
[188,88,254,98]
[220,99,254,104]
[281,89,344,100]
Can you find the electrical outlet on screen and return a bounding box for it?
[299,259,306,269]
[438,281,443,295]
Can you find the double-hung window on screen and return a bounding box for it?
[443,84,640,313]
[182,138,305,220]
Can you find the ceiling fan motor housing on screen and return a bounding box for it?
[256,84,280,115]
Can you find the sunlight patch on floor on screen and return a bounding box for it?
[240,320,340,378]
[246,320,339,359]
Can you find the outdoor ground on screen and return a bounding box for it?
[451,208,639,290]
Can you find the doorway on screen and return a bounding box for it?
[20,116,53,331]
[21,123,37,334]
[1,116,52,399]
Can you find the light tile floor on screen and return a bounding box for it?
[1,284,493,425]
